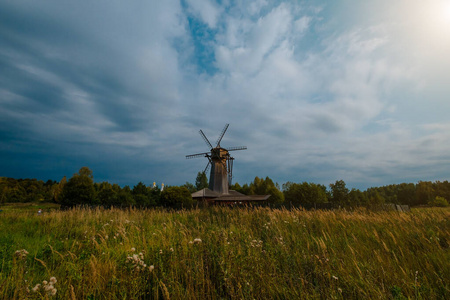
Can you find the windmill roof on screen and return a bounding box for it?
[191,188,270,202]
[191,188,220,198]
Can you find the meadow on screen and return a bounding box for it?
[0,206,448,299]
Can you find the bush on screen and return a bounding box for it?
[428,196,449,207]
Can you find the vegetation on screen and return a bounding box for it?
[2,167,450,209]
[0,207,448,299]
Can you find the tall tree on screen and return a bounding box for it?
[329,180,349,206]
[250,176,284,206]
[195,172,209,190]
[60,167,96,207]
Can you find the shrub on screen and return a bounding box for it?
[429,196,449,207]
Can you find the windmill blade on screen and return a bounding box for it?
[227,146,247,152]
[199,130,213,149]
[186,152,210,159]
[203,161,210,174]
[215,124,229,147]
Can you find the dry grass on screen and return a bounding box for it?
[0,206,448,299]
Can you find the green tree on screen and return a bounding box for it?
[368,191,385,208]
[96,182,117,206]
[416,181,434,206]
[329,180,349,206]
[348,188,367,207]
[117,185,135,206]
[195,172,209,190]
[283,182,328,207]
[60,167,96,207]
[183,182,196,193]
[230,182,251,195]
[132,182,151,207]
[249,176,284,206]
[397,183,416,205]
[161,186,193,208]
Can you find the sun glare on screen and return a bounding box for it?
[432,0,450,28]
[413,0,450,39]
[443,1,450,25]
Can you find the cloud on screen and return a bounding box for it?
[0,0,449,189]
[185,0,222,28]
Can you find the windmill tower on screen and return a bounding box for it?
[186,124,247,195]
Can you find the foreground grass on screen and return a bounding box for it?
[0,207,448,299]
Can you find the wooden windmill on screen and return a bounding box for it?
[186,124,247,194]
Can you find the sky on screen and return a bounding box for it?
[1,0,450,190]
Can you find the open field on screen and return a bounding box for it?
[0,202,60,213]
[0,206,448,299]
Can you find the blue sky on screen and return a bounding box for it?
[1,0,449,190]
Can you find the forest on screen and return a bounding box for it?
[1,167,449,208]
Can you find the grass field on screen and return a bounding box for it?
[0,206,448,299]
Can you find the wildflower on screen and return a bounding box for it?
[32,284,41,293]
[126,253,147,272]
[159,249,163,254]
[338,288,343,293]
[170,248,174,252]
[149,265,155,272]
[194,238,202,244]
[332,275,339,280]
[130,247,136,252]
[250,240,263,248]
[32,277,57,296]
[14,249,29,260]
[188,241,194,244]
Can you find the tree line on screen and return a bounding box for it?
[1,167,449,208]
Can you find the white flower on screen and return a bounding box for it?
[14,249,29,260]
[130,247,136,252]
[194,238,202,244]
[32,284,41,293]
[149,265,155,272]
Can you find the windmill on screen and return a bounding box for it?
[186,124,247,195]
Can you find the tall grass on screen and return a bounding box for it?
[0,207,448,299]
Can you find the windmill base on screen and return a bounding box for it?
[191,188,270,205]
